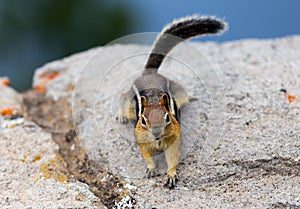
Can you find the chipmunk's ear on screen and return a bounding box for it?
[160,94,170,112]
[139,96,149,115]
[141,96,148,107]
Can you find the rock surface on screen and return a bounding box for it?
[0,85,103,208]
[1,35,300,208]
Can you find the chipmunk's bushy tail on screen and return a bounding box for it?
[143,15,227,75]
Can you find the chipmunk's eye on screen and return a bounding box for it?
[141,115,147,127]
[164,113,171,125]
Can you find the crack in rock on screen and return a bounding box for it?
[23,91,136,208]
[270,202,300,209]
[231,157,300,177]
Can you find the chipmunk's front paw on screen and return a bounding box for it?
[116,112,128,124]
[164,174,178,189]
[145,168,159,178]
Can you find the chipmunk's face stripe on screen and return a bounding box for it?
[141,115,148,128]
[168,92,175,115]
[164,112,171,125]
[173,98,180,122]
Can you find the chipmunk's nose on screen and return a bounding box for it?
[152,126,162,139]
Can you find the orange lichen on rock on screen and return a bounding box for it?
[280,88,297,103]
[34,71,60,94]
[39,155,69,183]
[0,107,16,116]
[38,71,59,80]
[287,93,297,103]
[33,83,46,94]
[32,150,47,163]
[47,71,59,80]
[1,77,11,86]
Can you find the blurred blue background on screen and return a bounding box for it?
[1,0,299,91]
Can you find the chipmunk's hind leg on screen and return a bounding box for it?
[118,89,136,123]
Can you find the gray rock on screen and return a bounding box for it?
[0,85,103,208]
[2,35,300,208]
[68,35,300,208]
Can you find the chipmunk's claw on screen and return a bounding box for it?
[145,168,159,178]
[116,114,128,124]
[164,174,178,189]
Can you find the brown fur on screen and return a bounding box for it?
[135,95,180,187]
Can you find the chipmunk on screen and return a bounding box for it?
[118,15,227,188]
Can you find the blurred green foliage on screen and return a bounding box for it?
[0,0,136,91]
